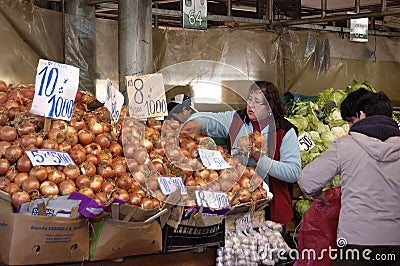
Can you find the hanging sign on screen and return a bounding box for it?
[298,132,315,151]
[30,59,79,121]
[350,17,368,42]
[198,149,232,170]
[104,79,124,123]
[183,0,207,30]
[126,73,168,119]
[195,190,229,209]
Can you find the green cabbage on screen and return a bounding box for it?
[295,199,313,217]
[320,131,335,148]
[308,131,322,144]
[286,115,309,133]
[346,79,376,94]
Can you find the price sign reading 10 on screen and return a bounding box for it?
[30,59,79,121]
[126,73,168,119]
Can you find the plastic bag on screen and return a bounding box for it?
[294,186,341,266]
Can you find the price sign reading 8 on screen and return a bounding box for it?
[126,73,168,119]
[196,190,209,207]
[298,132,315,151]
[133,78,144,104]
[30,59,79,121]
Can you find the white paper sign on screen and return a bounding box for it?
[195,190,229,209]
[198,149,232,170]
[350,17,368,42]
[158,177,187,195]
[26,149,75,166]
[30,59,79,121]
[235,213,252,234]
[126,73,168,119]
[104,79,124,123]
[298,132,315,152]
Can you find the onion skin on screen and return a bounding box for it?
[0,158,10,175]
[21,177,40,193]
[58,180,76,195]
[40,181,59,196]
[0,126,17,142]
[11,191,30,209]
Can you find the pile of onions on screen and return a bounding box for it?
[0,80,269,211]
[0,81,159,210]
[123,117,269,207]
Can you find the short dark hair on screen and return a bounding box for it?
[356,92,393,118]
[340,88,372,122]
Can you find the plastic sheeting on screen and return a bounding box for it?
[0,2,399,105]
[0,0,62,85]
[281,30,400,104]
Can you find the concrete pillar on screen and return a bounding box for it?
[64,0,96,94]
[119,0,153,105]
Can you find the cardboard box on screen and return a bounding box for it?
[89,203,163,261]
[89,218,163,261]
[0,212,89,265]
[0,191,12,213]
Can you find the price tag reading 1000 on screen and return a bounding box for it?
[126,73,168,119]
[30,59,79,121]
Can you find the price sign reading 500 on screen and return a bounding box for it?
[126,73,168,119]
[30,59,79,121]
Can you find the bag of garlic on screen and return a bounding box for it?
[217,220,292,266]
[294,186,341,266]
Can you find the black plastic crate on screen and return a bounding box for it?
[162,220,225,252]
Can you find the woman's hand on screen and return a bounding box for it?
[314,191,330,206]
[180,120,202,138]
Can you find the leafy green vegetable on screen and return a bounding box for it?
[331,126,347,139]
[295,199,313,217]
[308,131,322,144]
[320,131,336,148]
[346,79,376,94]
[286,115,309,133]
[316,88,347,113]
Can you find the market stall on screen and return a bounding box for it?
[0,1,400,266]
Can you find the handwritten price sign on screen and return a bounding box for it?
[26,149,75,166]
[104,79,124,123]
[235,213,252,234]
[30,59,79,121]
[126,73,168,119]
[195,190,229,209]
[158,177,187,195]
[198,149,232,170]
[298,132,315,151]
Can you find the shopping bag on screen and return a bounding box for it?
[294,186,341,266]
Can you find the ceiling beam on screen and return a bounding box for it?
[281,9,400,25]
